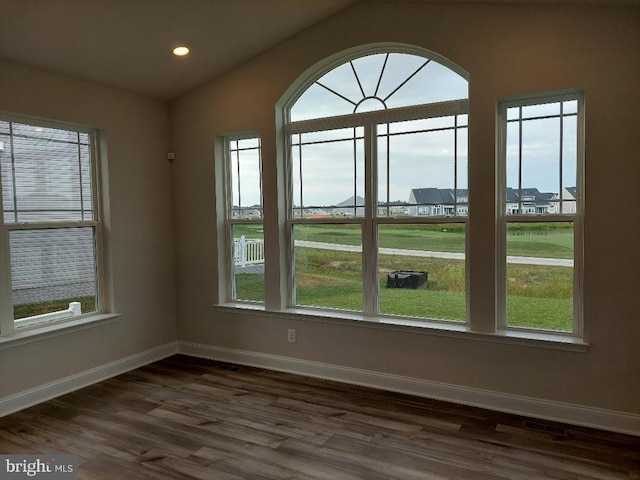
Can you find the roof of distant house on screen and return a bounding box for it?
[410,187,559,204]
[410,188,468,204]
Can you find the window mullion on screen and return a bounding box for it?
[6,220,98,231]
[77,133,85,222]
[362,122,377,316]
[559,102,564,214]
[572,97,585,337]
[0,140,12,332]
[89,131,106,313]
[454,115,458,208]
[233,143,240,218]
[224,139,234,302]
[385,124,390,217]
[297,134,303,218]
[517,107,523,214]
[9,122,18,223]
[496,104,508,331]
[258,138,264,220]
[0,226,14,334]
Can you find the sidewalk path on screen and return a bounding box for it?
[295,240,573,267]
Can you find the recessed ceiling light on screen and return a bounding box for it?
[172,46,190,57]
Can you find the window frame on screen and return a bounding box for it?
[220,133,265,305]
[0,113,106,336]
[285,91,470,322]
[212,44,588,350]
[496,90,585,337]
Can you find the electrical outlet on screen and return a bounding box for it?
[287,328,296,343]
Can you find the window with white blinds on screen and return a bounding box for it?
[0,117,102,333]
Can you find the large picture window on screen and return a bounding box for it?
[498,91,584,334]
[214,46,586,344]
[286,50,469,322]
[0,116,103,333]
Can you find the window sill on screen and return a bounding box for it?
[0,313,121,350]
[215,303,588,352]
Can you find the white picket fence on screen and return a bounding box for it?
[234,236,265,267]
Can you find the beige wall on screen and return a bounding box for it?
[171,2,640,415]
[0,59,177,396]
[1,1,637,423]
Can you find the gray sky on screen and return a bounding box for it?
[234,53,577,208]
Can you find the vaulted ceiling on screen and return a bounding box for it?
[0,0,356,100]
[0,0,636,101]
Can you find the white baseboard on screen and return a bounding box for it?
[178,341,640,437]
[0,341,178,417]
[3,340,637,437]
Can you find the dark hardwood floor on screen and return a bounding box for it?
[1,355,638,479]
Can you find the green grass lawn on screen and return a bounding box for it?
[234,273,265,302]
[379,289,466,321]
[14,296,96,320]
[236,223,573,259]
[15,226,573,331]
[293,223,573,258]
[379,225,466,254]
[231,223,574,331]
[507,223,573,259]
[233,224,265,239]
[293,246,570,329]
[507,296,573,331]
[294,224,466,252]
[234,261,572,330]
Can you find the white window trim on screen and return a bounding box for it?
[216,132,264,305]
[496,90,585,338]
[213,45,589,351]
[285,100,469,322]
[215,303,588,352]
[0,312,120,349]
[279,44,472,324]
[0,114,111,338]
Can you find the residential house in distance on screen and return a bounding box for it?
[505,187,557,215]
[377,200,410,217]
[561,186,578,213]
[409,187,565,216]
[408,188,469,215]
[9,209,96,307]
[336,195,365,216]
[0,133,97,307]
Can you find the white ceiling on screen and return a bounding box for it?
[0,0,636,101]
[0,0,357,101]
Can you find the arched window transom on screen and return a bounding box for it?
[291,52,468,122]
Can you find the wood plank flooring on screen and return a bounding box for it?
[1,355,638,479]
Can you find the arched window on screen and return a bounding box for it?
[284,46,469,322]
[291,51,467,121]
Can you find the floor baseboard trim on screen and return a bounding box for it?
[178,341,640,437]
[0,341,178,417]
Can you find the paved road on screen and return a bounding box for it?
[295,240,573,267]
